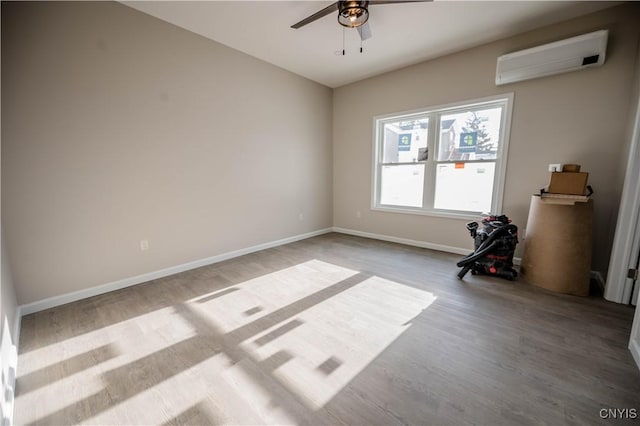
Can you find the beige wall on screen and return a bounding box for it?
[2,2,333,305]
[333,3,640,277]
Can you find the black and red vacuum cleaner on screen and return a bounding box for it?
[457,214,519,280]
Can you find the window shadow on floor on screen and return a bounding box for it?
[26,271,372,425]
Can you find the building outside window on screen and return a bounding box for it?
[372,94,513,217]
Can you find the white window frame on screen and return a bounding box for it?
[372,93,514,219]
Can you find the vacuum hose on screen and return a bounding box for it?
[456,223,517,279]
[457,240,500,267]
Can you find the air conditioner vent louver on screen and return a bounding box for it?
[496,30,608,86]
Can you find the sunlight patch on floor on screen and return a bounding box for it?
[240,274,436,409]
[188,260,437,413]
[16,259,436,425]
[17,306,196,377]
[190,259,359,333]
[88,355,232,425]
[18,364,106,420]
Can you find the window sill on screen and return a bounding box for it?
[371,205,483,221]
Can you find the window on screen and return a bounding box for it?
[373,94,513,217]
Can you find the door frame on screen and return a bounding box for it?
[608,75,640,370]
[605,91,640,304]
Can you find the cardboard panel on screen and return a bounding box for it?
[521,196,593,296]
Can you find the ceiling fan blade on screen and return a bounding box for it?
[369,0,432,4]
[291,2,339,29]
[357,22,372,41]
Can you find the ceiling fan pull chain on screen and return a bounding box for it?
[360,36,363,53]
[342,27,346,56]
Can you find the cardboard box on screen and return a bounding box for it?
[548,172,589,195]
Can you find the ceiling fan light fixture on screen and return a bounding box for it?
[337,1,369,28]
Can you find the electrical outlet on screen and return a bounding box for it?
[356,211,362,219]
[140,239,149,251]
[298,213,304,221]
[548,163,562,172]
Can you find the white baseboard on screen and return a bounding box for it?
[332,227,524,268]
[331,227,471,255]
[18,226,609,317]
[19,228,332,316]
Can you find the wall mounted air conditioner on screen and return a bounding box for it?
[495,30,608,86]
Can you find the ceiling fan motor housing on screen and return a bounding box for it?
[338,1,370,28]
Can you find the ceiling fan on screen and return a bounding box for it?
[291,1,431,41]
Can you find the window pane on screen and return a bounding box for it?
[438,107,502,161]
[380,164,425,207]
[434,162,495,212]
[382,118,428,163]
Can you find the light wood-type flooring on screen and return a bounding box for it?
[15,233,640,425]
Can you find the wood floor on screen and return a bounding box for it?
[15,233,640,425]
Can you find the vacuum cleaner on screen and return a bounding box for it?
[457,214,518,280]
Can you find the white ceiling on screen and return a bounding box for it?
[122,1,618,88]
